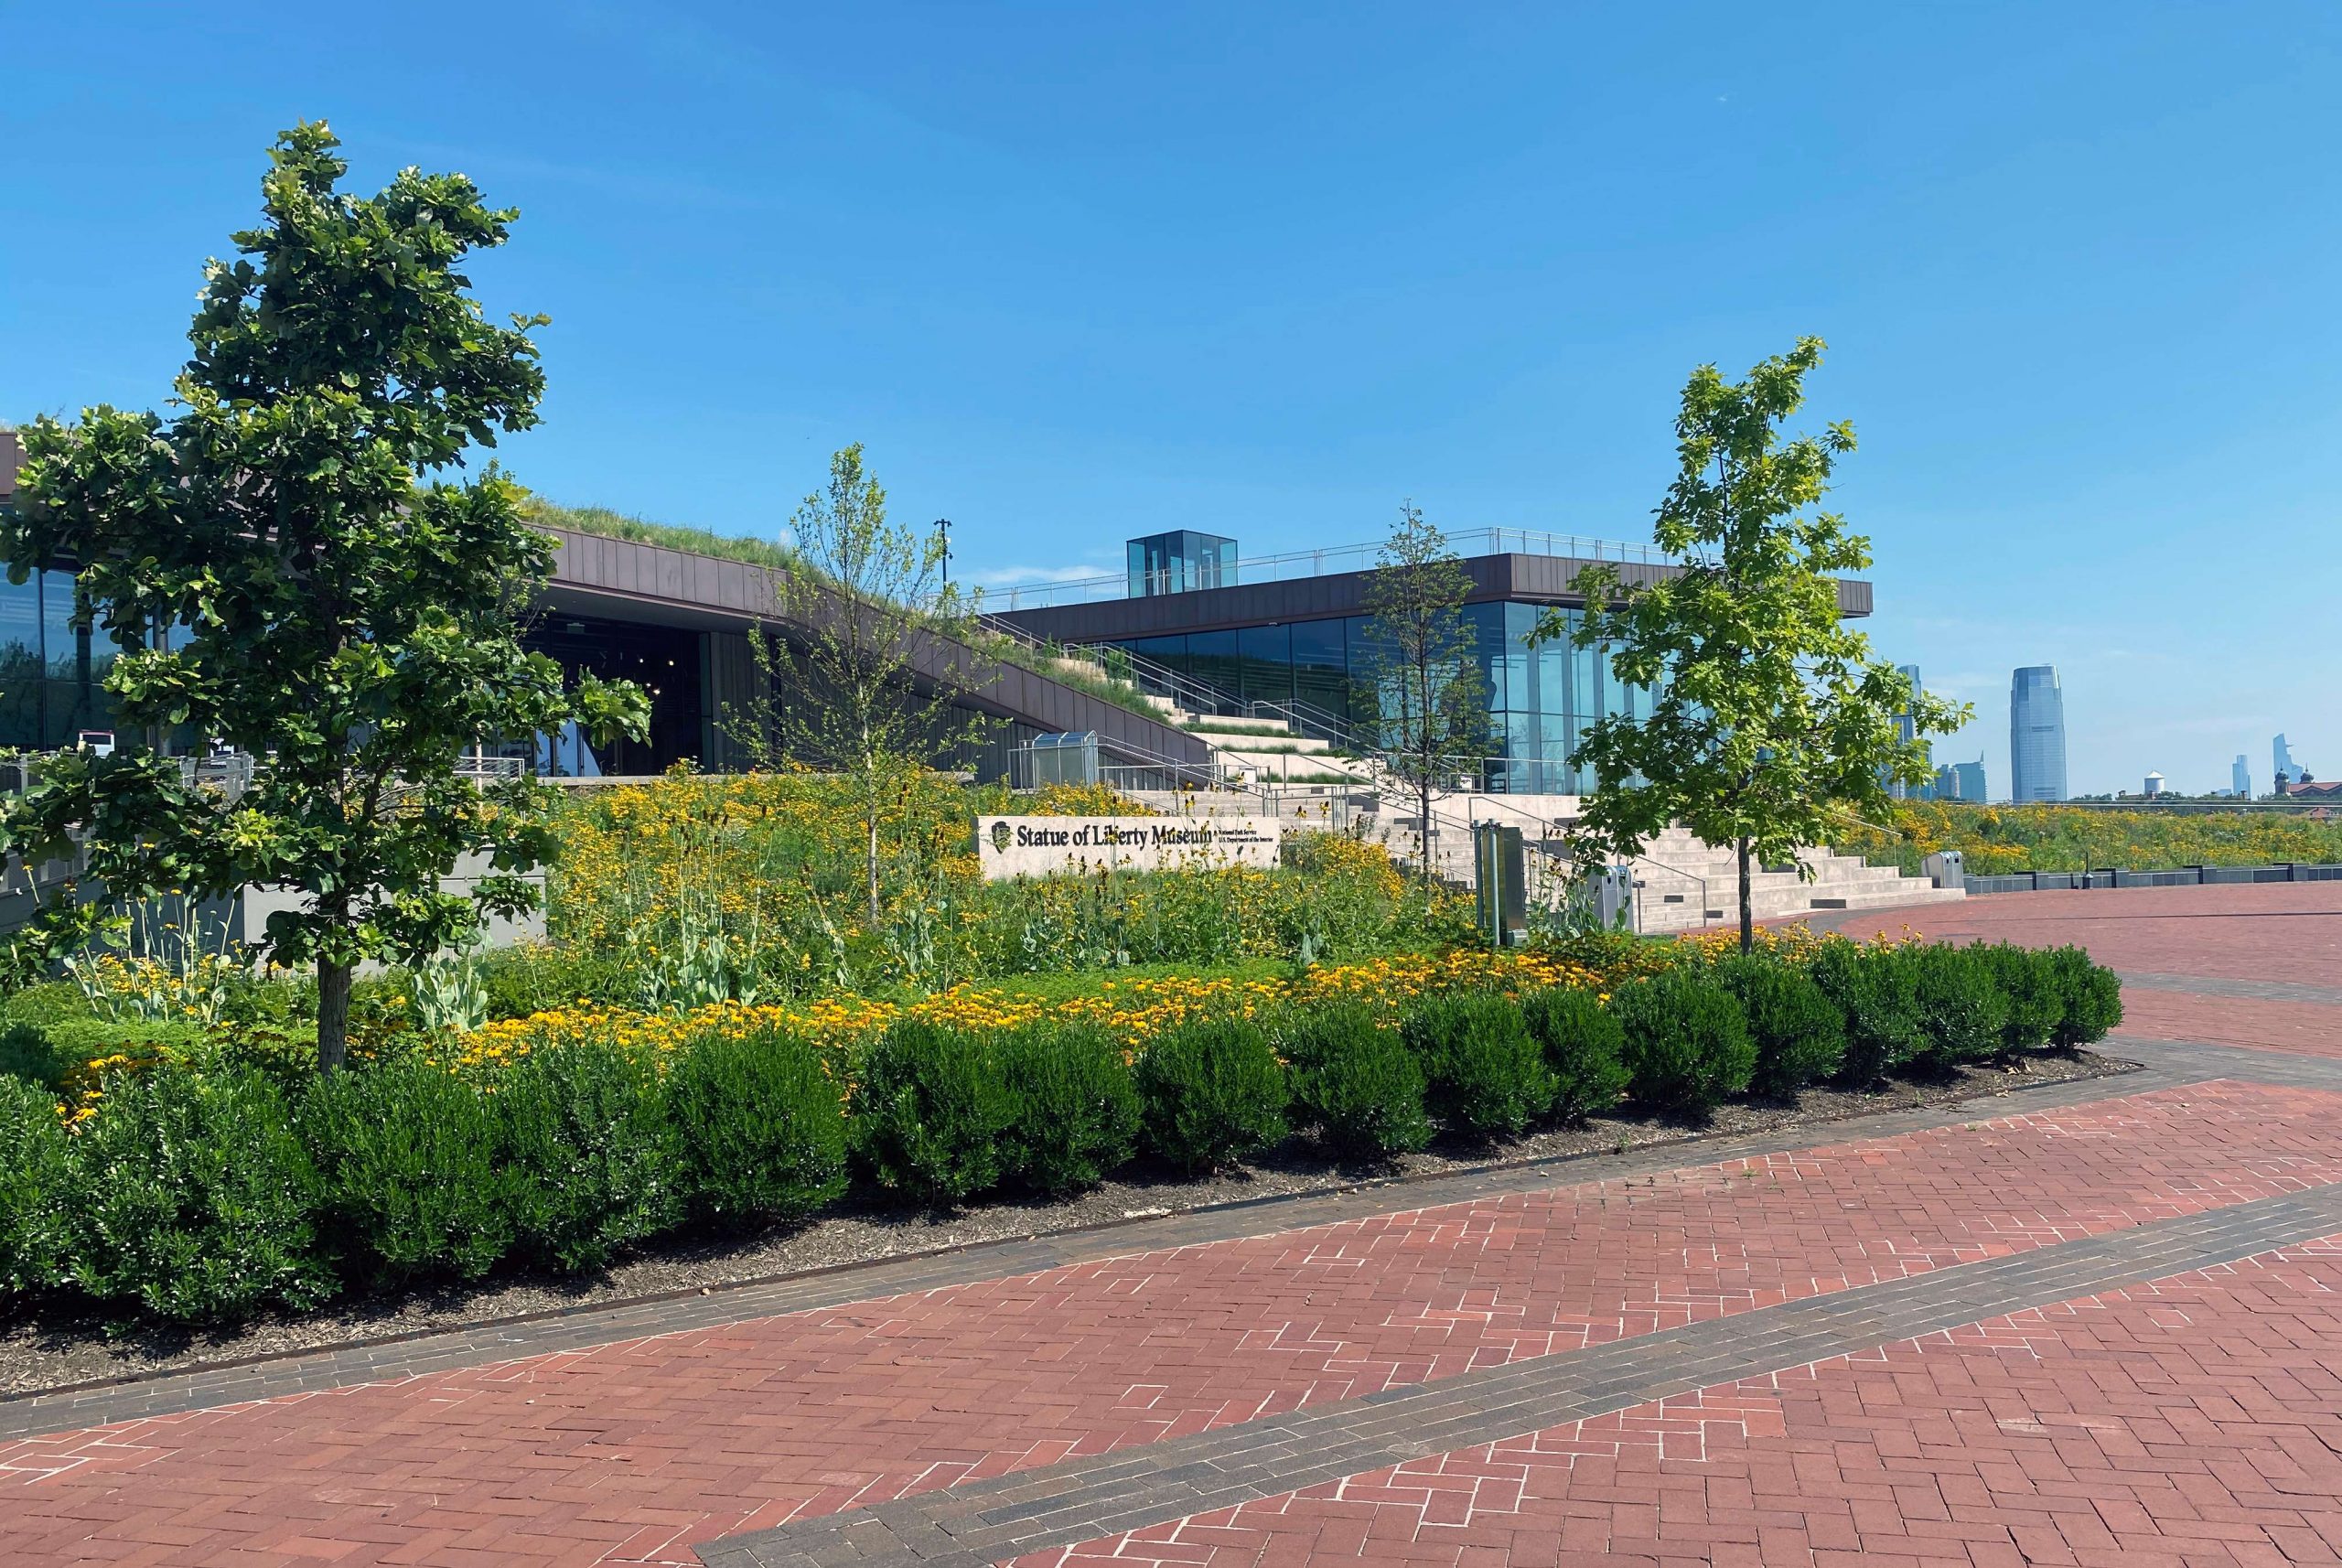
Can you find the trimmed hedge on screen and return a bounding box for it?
[2047,946,2123,1046]
[999,1020,1143,1196]
[1809,940,1925,1084]
[1136,1017,1288,1173]
[1286,1004,1433,1163]
[851,1019,1015,1206]
[0,936,2125,1327]
[668,1024,849,1227]
[1402,993,1555,1140]
[498,1040,683,1271]
[61,1066,335,1323]
[1521,987,1629,1123]
[1609,970,1756,1114]
[1714,955,1847,1098]
[0,1075,70,1299]
[301,1055,521,1285]
[1907,943,2011,1067]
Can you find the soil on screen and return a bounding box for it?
[0,1048,2132,1401]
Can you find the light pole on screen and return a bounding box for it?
[934,517,952,587]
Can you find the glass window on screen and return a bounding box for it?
[1185,628,1239,702]
[0,575,41,749]
[1236,624,1291,708]
[1288,618,1348,726]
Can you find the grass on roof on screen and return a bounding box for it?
[520,495,802,571]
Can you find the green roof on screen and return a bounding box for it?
[520,495,801,572]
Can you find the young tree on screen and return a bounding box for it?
[1359,504,1489,884]
[0,123,645,1069]
[1532,338,1967,952]
[730,444,977,922]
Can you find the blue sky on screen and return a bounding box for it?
[5,2,2337,797]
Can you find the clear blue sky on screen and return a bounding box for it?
[5,2,2337,797]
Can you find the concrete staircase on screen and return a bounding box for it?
[1124,779,1961,935]
[1177,714,1372,785]
[1622,826,1964,934]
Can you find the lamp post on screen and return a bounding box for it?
[934,518,952,587]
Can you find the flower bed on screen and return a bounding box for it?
[0,937,2122,1328]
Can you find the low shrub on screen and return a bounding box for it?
[60,1065,334,1322]
[1135,1017,1289,1173]
[664,1024,850,1228]
[1521,988,1629,1123]
[2047,946,2123,1047]
[474,943,638,1020]
[1809,940,1925,1084]
[1286,1004,1432,1163]
[0,1076,70,1298]
[1402,993,1554,1141]
[1609,970,1756,1115]
[1908,943,2010,1067]
[300,1056,521,1285]
[851,1019,1015,1206]
[1714,955,1846,1098]
[1984,944,2066,1053]
[998,1020,1143,1196]
[498,1041,682,1272]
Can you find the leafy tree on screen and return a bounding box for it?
[730,444,979,921]
[1359,503,1489,884]
[1533,338,1967,952]
[0,123,645,1069]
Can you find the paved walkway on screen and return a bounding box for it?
[5,885,2341,1567]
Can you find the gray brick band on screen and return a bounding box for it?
[2118,971,2342,1007]
[698,1178,2342,1568]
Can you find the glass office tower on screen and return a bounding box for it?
[2009,665,2068,802]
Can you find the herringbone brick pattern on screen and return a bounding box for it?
[4,1080,2337,1567]
[1036,1235,2342,1568]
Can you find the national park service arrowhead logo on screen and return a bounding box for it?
[990,821,1013,853]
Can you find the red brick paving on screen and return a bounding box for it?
[1035,1233,2342,1568]
[2113,992,2342,1059]
[6,1081,2339,1568]
[1813,882,2342,986]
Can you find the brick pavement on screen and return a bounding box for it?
[8,1081,2342,1568]
[1811,881,2342,986]
[1031,1234,2342,1568]
[6,886,2341,1568]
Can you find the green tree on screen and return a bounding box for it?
[0,123,645,1069]
[730,444,979,921]
[1359,503,1489,885]
[1532,338,1967,952]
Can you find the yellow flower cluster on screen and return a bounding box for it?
[455,946,1610,1067]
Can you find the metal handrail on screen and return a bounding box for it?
[989,527,1681,610]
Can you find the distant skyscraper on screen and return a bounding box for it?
[2274,734,2300,786]
[2233,754,2252,798]
[2009,666,2068,802]
[1934,757,1988,802]
[1888,664,1925,800]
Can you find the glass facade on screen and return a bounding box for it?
[1101,603,1650,794]
[2009,664,2067,802]
[0,569,110,750]
[522,615,706,776]
[1126,530,1236,597]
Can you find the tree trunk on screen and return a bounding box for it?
[866,810,882,925]
[1419,771,1434,889]
[317,958,353,1075]
[1736,835,1755,955]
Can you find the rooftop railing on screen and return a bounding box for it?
[986,528,1677,611]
